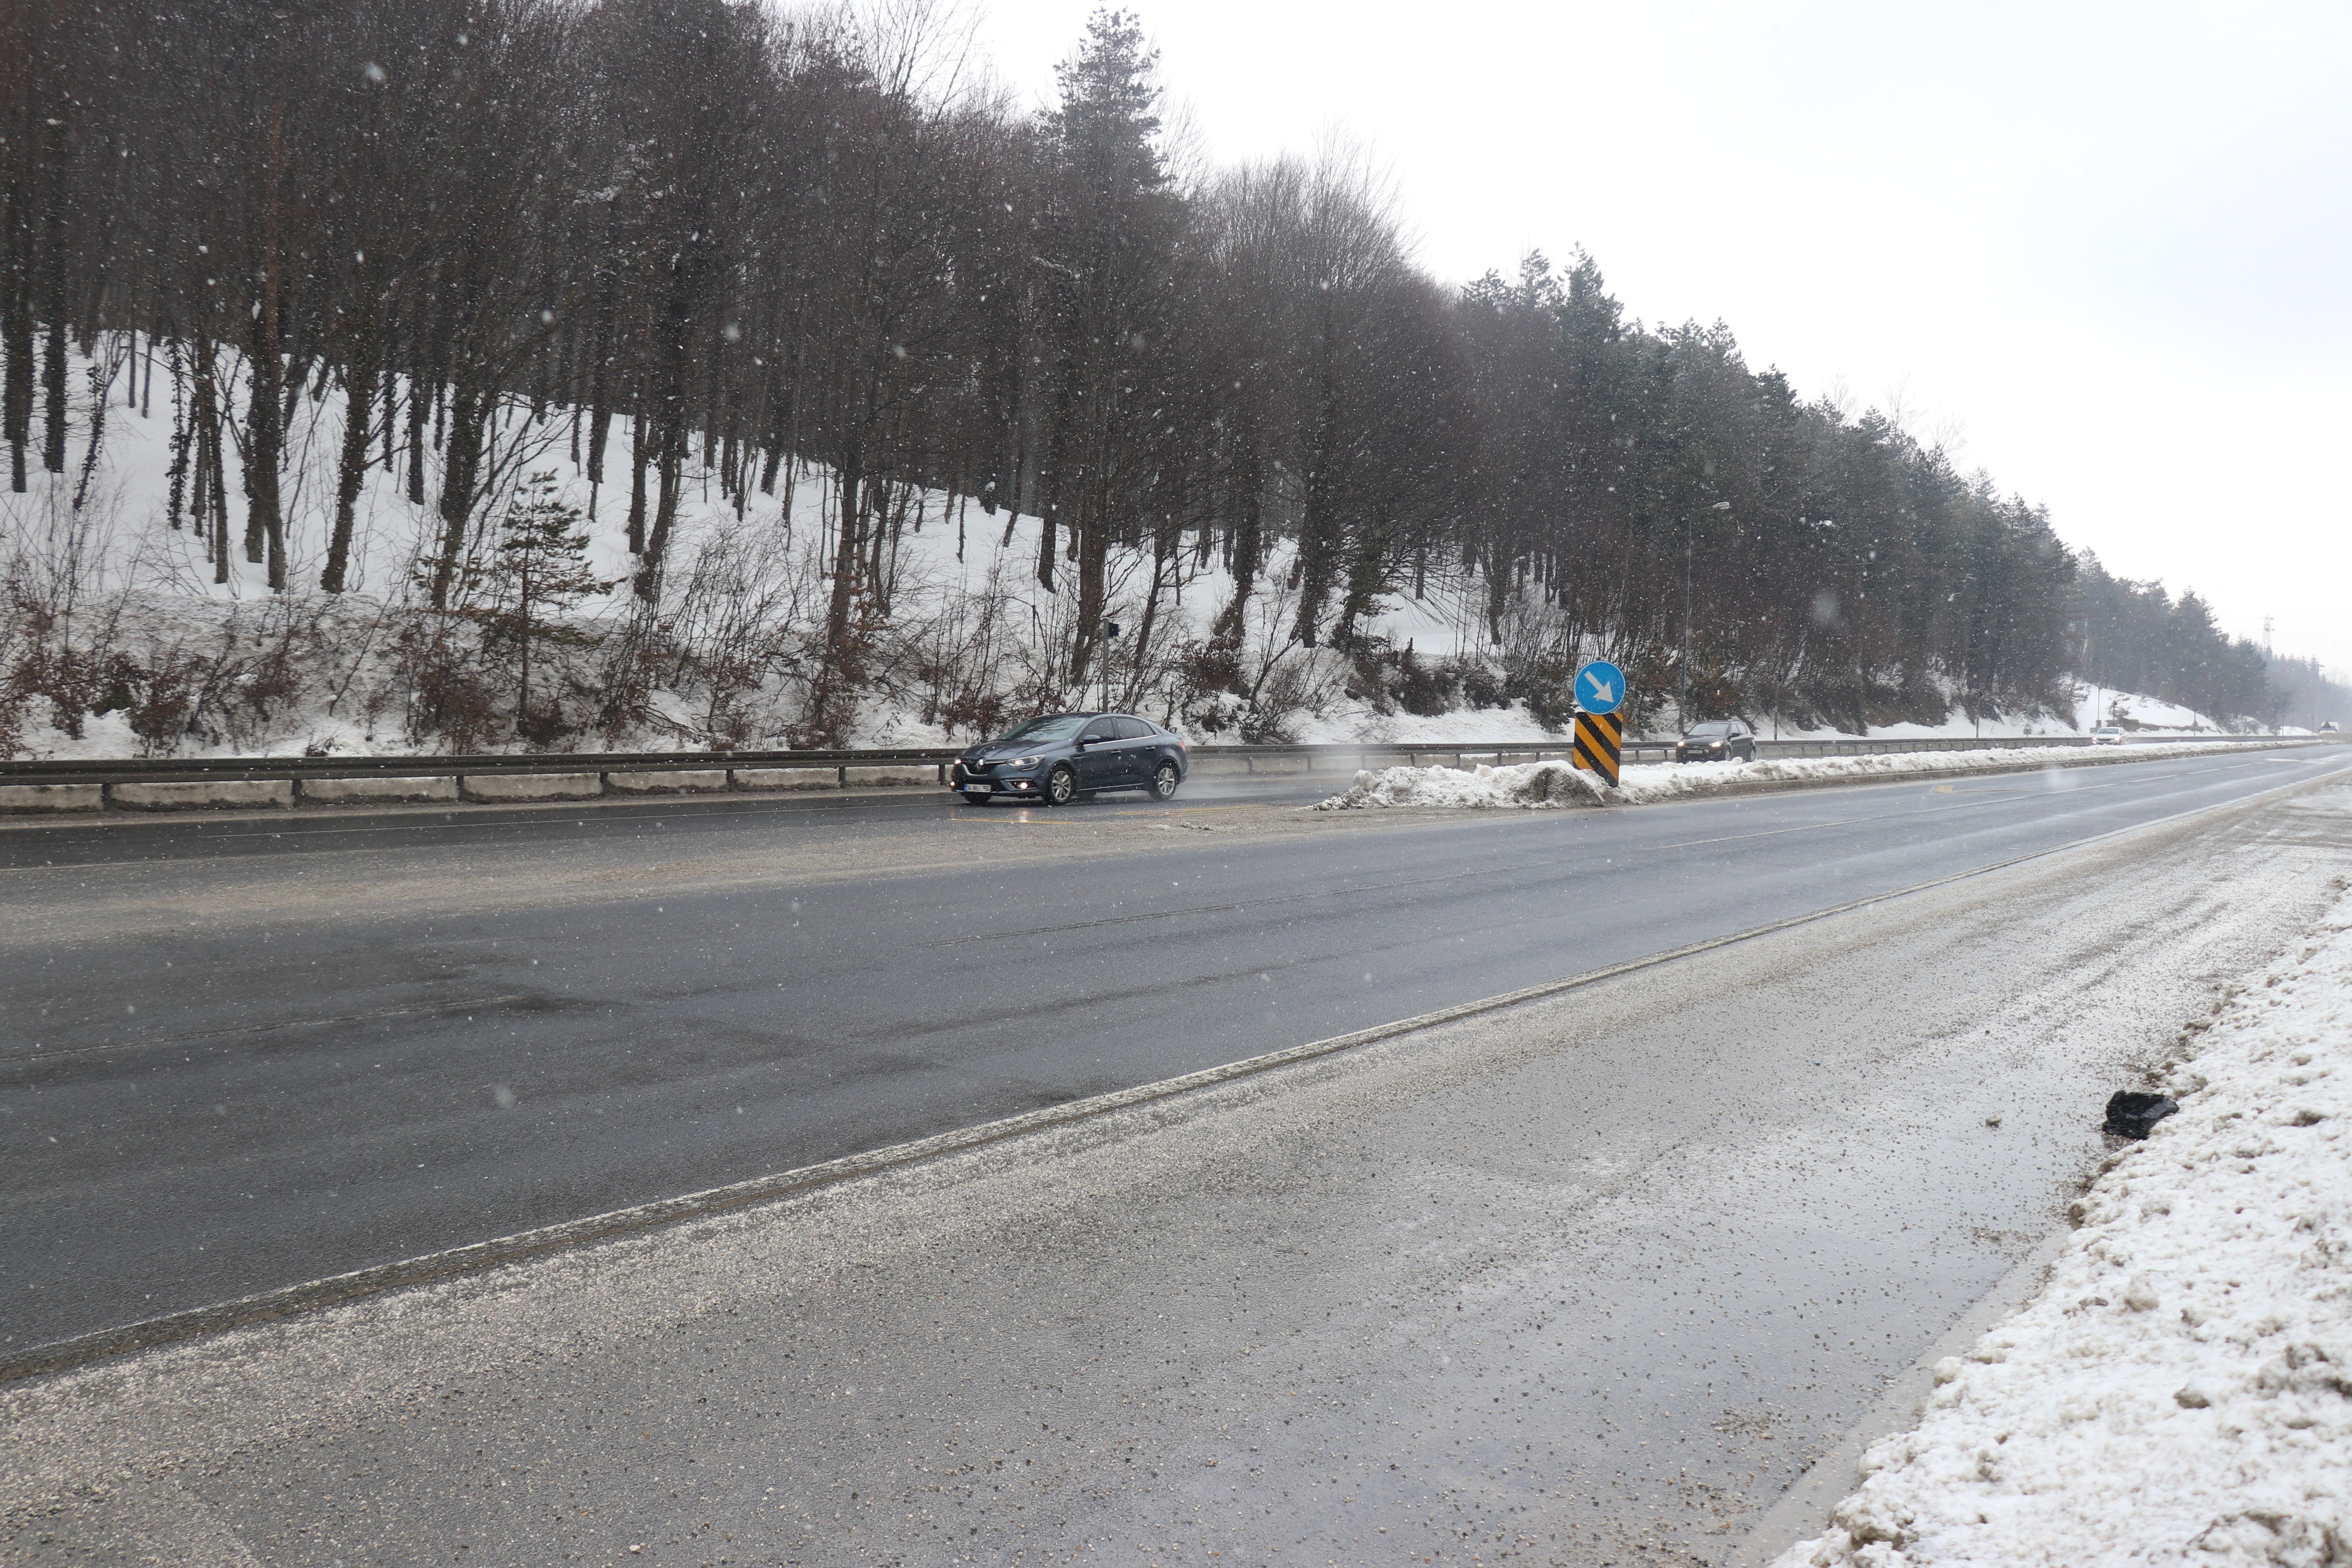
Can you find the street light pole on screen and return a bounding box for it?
[1681,515,1692,728]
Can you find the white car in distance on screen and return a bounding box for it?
[2090,725,2126,746]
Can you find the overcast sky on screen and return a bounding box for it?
[968,0,2351,675]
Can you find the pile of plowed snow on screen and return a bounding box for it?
[1774,879,2352,1566]
[1311,740,2276,812]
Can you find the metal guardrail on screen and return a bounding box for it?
[0,731,2308,787]
[0,745,963,786]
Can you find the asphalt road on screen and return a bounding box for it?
[9,760,2350,1568]
[2,745,2345,1357]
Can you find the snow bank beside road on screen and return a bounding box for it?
[1313,740,2269,813]
[1773,889,2352,1568]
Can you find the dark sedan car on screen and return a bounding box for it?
[1674,719,1758,762]
[951,712,1189,806]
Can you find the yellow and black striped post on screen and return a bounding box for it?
[1572,710,1624,788]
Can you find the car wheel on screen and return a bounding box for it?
[1150,760,1180,800]
[1045,764,1077,806]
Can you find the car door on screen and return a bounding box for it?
[1731,720,1753,760]
[1111,716,1157,785]
[1073,717,1122,788]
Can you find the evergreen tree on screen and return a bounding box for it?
[493,471,608,742]
[1036,7,1180,684]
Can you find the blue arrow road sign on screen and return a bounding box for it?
[1575,659,1626,715]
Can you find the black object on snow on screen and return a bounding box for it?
[2104,1091,2180,1139]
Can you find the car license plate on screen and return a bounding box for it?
[964,783,993,795]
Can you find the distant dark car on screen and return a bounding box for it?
[951,712,1189,806]
[1674,720,1757,763]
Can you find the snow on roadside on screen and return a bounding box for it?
[1771,883,2352,1568]
[1311,739,2276,813]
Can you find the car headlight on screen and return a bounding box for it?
[1011,755,1042,769]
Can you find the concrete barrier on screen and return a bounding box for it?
[298,775,460,805]
[842,763,938,788]
[729,766,842,791]
[458,772,603,803]
[107,779,294,811]
[0,782,103,815]
[603,769,730,795]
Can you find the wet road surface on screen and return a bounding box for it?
[5,772,2349,1566]
[1,746,2345,1358]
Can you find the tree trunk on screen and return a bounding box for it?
[1215,445,1264,644]
[379,331,398,471]
[39,192,64,475]
[2,160,27,490]
[71,343,112,508]
[165,338,188,526]
[1072,516,1107,690]
[243,287,282,575]
[404,354,428,503]
[1332,514,1394,650]
[429,376,487,608]
[515,563,532,739]
[639,417,682,599]
[586,241,617,485]
[823,442,864,671]
[191,338,229,584]
[249,89,287,589]
[625,380,648,555]
[33,99,67,479]
[321,287,380,593]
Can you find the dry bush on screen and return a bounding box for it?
[905,561,1022,740]
[393,616,506,753]
[659,521,820,746]
[1172,580,1346,742]
[1,484,128,745]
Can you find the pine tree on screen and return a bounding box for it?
[492,472,608,742]
[1038,7,1178,684]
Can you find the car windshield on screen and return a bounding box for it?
[1688,722,1732,738]
[2095,726,2120,734]
[995,715,1089,744]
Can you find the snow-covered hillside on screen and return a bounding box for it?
[0,341,2235,759]
[5,343,1570,757]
